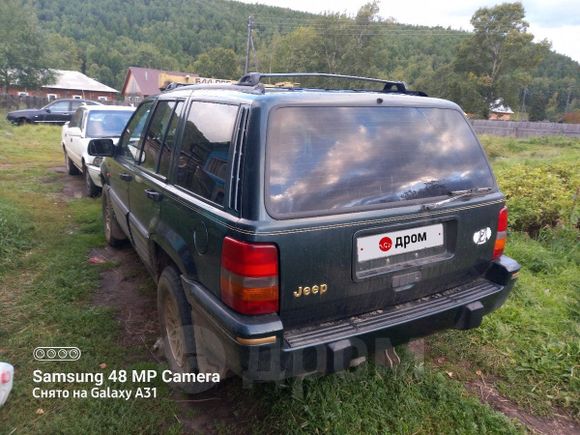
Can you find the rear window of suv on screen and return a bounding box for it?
[266,106,494,217]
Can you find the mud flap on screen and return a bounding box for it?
[454,301,484,330]
[326,339,368,373]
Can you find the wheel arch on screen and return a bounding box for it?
[150,236,195,284]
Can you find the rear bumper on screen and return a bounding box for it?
[183,255,520,381]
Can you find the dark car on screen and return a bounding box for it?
[89,73,520,393]
[6,98,101,125]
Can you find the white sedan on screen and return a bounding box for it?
[62,105,135,196]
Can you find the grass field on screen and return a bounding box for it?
[0,121,181,433]
[0,118,578,434]
[428,136,580,417]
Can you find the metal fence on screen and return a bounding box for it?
[471,120,580,138]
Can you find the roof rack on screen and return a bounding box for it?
[159,81,265,95]
[160,82,189,91]
[237,72,427,96]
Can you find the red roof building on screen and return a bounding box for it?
[121,67,233,103]
[121,67,198,103]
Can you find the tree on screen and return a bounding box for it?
[7,0,574,119]
[455,2,549,116]
[415,65,483,114]
[265,27,324,74]
[526,78,549,121]
[45,33,82,71]
[192,48,241,80]
[261,3,384,89]
[0,0,53,93]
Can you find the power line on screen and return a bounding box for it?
[252,15,471,29]
[254,28,472,37]
[251,24,472,37]
[254,21,467,31]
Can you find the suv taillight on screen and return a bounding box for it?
[220,237,279,315]
[493,207,508,259]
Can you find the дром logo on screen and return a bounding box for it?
[379,236,392,252]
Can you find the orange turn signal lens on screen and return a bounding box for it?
[220,237,279,315]
[492,207,508,260]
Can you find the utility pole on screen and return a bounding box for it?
[244,16,254,74]
[520,87,528,119]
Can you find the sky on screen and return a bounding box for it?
[235,0,580,63]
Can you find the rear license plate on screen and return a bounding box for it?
[357,223,444,263]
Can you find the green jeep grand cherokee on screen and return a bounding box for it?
[89,73,520,393]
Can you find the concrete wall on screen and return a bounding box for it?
[471,120,580,138]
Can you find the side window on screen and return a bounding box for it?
[117,101,153,163]
[140,101,175,174]
[48,101,70,112]
[158,101,184,177]
[71,101,83,110]
[175,102,238,206]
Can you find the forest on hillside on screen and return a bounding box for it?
[2,0,579,120]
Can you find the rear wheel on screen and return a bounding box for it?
[158,266,217,394]
[102,190,126,247]
[64,150,80,175]
[83,165,101,197]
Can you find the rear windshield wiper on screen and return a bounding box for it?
[421,187,493,211]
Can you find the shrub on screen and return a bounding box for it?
[496,162,579,235]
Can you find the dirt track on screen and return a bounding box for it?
[89,243,245,433]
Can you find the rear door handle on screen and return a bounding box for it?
[144,189,162,202]
[120,173,133,182]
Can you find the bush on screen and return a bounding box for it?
[496,162,579,235]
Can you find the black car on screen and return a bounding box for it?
[89,73,520,393]
[6,98,101,125]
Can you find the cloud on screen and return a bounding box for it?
[524,0,580,27]
[530,24,580,61]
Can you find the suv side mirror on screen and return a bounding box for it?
[45,109,51,113]
[88,138,115,157]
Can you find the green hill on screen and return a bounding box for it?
[32,0,579,119]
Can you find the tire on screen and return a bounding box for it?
[102,189,127,247]
[84,165,101,198]
[11,117,27,126]
[158,266,217,394]
[64,150,80,175]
